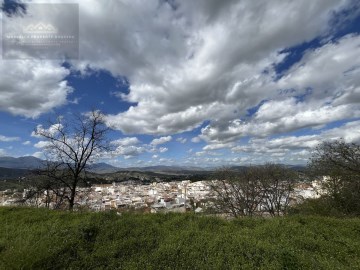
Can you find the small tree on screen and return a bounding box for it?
[210,167,263,217]
[35,110,110,210]
[210,164,297,217]
[21,174,57,208]
[308,140,360,214]
[259,164,298,216]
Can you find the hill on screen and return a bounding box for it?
[1,207,360,269]
[0,167,30,180]
[0,157,211,174]
[0,167,33,190]
[0,156,306,175]
[87,162,120,174]
[120,165,210,174]
[0,156,43,169]
[92,170,195,184]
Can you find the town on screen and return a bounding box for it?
[0,179,322,214]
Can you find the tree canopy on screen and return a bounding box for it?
[308,140,360,215]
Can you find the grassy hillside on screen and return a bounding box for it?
[1,208,360,269]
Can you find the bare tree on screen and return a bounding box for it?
[35,110,110,210]
[21,174,54,208]
[259,164,297,216]
[210,167,263,217]
[210,164,298,217]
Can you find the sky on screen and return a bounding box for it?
[0,0,359,168]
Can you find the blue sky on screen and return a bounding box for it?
[0,0,360,167]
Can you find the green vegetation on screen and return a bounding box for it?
[0,179,26,191]
[308,140,360,216]
[1,207,360,269]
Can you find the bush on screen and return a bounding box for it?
[289,197,357,217]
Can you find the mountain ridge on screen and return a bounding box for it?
[0,156,44,169]
[0,156,305,174]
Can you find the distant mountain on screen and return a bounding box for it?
[116,165,211,174]
[0,156,306,175]
[87,162,120,174]
[91,163,306,174]
[87,165,211,175]
[284,164,307,171]
[0,157,119,173]
[0,157,208,174]
[227,166,248,171]
[0,156,44,169]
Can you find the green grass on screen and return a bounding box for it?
[1,207,360,269]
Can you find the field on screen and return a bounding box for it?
[1,207,360,269]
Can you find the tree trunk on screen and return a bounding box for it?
[69,188,76,210]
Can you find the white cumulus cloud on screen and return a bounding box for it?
[0,135,20,142]
[150,136,172,146]
[0,60,72,118]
